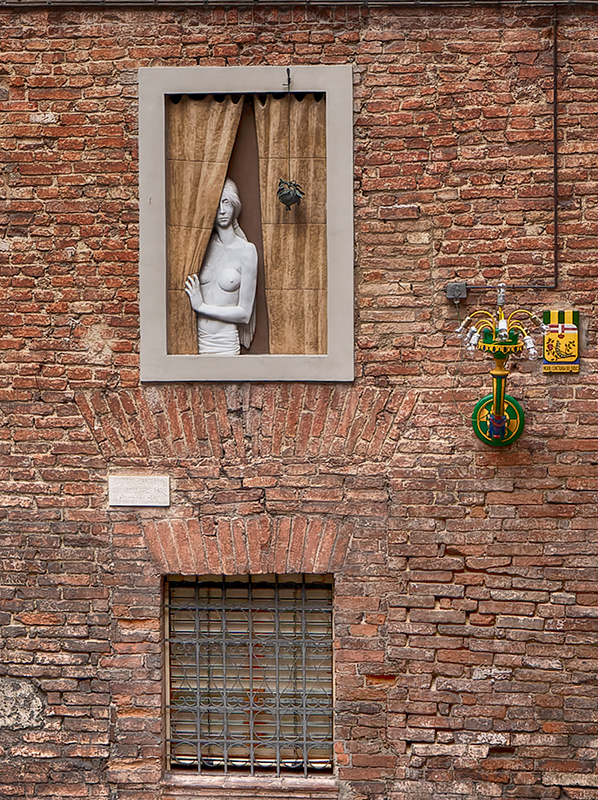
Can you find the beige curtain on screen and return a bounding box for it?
[166,95,243,354]
[255,95,327,355]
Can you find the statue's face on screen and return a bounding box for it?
[216,195,235,229]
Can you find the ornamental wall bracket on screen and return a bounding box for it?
[455,284,549,447]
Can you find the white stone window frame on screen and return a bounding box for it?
[138,65,354,383]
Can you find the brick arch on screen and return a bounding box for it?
[75,385,418,463]
[142,515,354,576]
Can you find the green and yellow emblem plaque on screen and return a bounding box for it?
[543,310,579,373]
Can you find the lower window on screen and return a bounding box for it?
[166,574,334,776]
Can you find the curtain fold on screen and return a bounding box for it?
[166,95,243,354]
[255,94,327,355]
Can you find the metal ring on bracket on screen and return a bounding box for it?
[471,394,525,448]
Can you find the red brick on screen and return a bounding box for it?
[1,6,598,800]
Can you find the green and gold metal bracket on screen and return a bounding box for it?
[455,284,548,447]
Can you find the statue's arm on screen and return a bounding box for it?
[185,244,258,325]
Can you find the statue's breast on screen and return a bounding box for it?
[217,266,242,293]
[200,237,247,296]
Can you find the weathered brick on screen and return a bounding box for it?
[1,5,598,800]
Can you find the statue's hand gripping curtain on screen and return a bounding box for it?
[185,179,257,355]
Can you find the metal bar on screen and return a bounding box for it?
[221,575,228,775]
[164,585,172,770]
[195,581,202,773]
[274,575,281,777]
[301,578,308,777]
[248,576,255,775]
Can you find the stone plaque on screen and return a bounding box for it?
[108,475,170,507]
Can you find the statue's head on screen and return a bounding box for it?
[221,178,242,221]
[216,178,247,241]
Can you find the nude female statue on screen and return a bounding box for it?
[185,179,258,355]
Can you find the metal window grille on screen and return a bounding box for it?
[166,574,334,776]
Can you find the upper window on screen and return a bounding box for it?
[139,66,353,382]
[166,574,334,776]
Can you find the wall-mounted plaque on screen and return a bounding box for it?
[108,476,170,507]
[543,310,580,373]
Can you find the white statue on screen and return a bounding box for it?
[185,179,258,355]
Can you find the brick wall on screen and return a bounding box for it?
[1,4,598,799]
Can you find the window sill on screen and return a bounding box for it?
[163,772,339,800]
